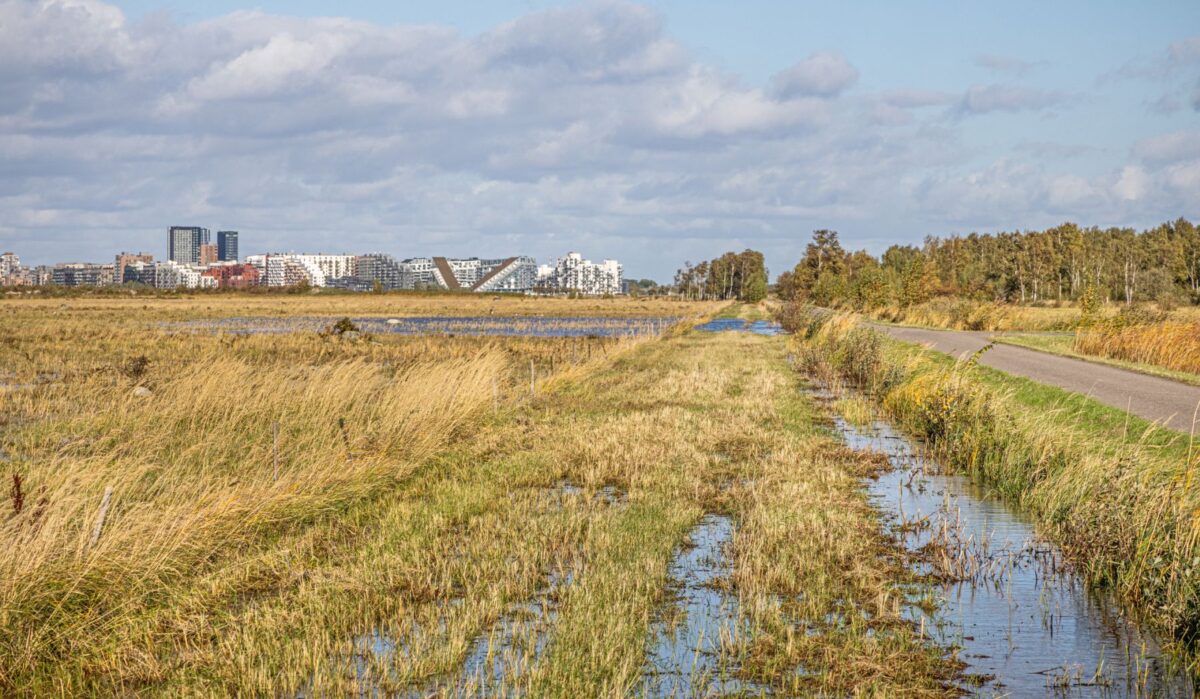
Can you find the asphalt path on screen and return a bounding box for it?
[872,324,1200,434]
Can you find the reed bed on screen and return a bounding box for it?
[1074,320,1200,375]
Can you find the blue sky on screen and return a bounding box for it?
[2,0,1198,279]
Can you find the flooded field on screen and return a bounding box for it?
[828,404,1194,697]
[695,318,784,335]
[166,315,681,337]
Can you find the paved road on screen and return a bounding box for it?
[872,324,1200,434]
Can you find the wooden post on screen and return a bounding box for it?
[529,359,535,397]
[90,486,113,548]
[492,377,498,413]
[272,421,280,481]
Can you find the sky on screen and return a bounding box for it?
[2,0,1198,280]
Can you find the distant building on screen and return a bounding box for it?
[247,254,327,287]
[202,263,260,289]
[199,244,218,266]
[353,253,414,291]
[217,231,239,262]
[1,252,29,287]
[115,252,154,284]
[153,260,216,289]
[474,257,538,293]
[169,227,210,265]
[0,252,18,278]
[536,252,623,295]
[417,256,537,293]
[51,263,115,287]
[122,261,157,286]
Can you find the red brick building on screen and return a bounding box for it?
[202,264,261,289]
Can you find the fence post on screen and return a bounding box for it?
[272,421,280,481]
[89,486,113,548]
[529,359,535,398]
[492,377,498,413]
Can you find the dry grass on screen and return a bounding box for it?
[869,299,1084,331]
[0,297,959,696]
[1075,321,1200,375]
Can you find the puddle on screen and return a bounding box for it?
[832,412,1195,697]
[642,514,762,697]
[549,480,626,508]
[332,562,572,698]
[695,318,784,336]
[166,315,680,338]
[449,564,573,695]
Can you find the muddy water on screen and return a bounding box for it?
[830,409,1194,697]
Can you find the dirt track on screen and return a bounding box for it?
[873,324,1200,434]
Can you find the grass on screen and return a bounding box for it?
[995,332,1200,387]
[866,297,1200,333]
[0,297,961,695]
[790,310,1200,662]
[1074,320,1200,377]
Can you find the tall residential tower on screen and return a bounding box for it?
[168,227,210,265]
[217,231,239,262]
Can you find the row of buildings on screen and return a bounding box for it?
[0,229,625,295]
[244,251,621,295]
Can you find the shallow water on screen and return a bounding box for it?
[167,315,680,338]
[642,514,763,698]
[833,413,1195,697]
[694,318,784,336]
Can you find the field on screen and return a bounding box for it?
[0,295,964,696]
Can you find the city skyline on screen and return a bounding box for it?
[1,1,1198,278]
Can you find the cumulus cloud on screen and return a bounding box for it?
[770,51,859,98]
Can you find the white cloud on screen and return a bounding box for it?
[186,33,348,101]
[771,51,859,99]
[1113,165,1150,201]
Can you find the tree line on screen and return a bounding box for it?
[778,219,1200,308]
[673,250,768,302]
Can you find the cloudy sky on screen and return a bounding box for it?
[2,0,1198,279]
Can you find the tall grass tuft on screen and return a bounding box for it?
[1075,320,1200,375]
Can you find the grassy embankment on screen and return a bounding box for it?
[1,297,960,696]
[786,309,1200,667]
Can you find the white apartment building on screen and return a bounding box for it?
[0,252,19,279]
[537,252,623,295]
[247,253,356,287]
[293,254,356,285]
[152,260,217,290]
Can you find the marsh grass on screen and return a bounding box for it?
[0,298,961,696]
[1075,320,1200,376]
